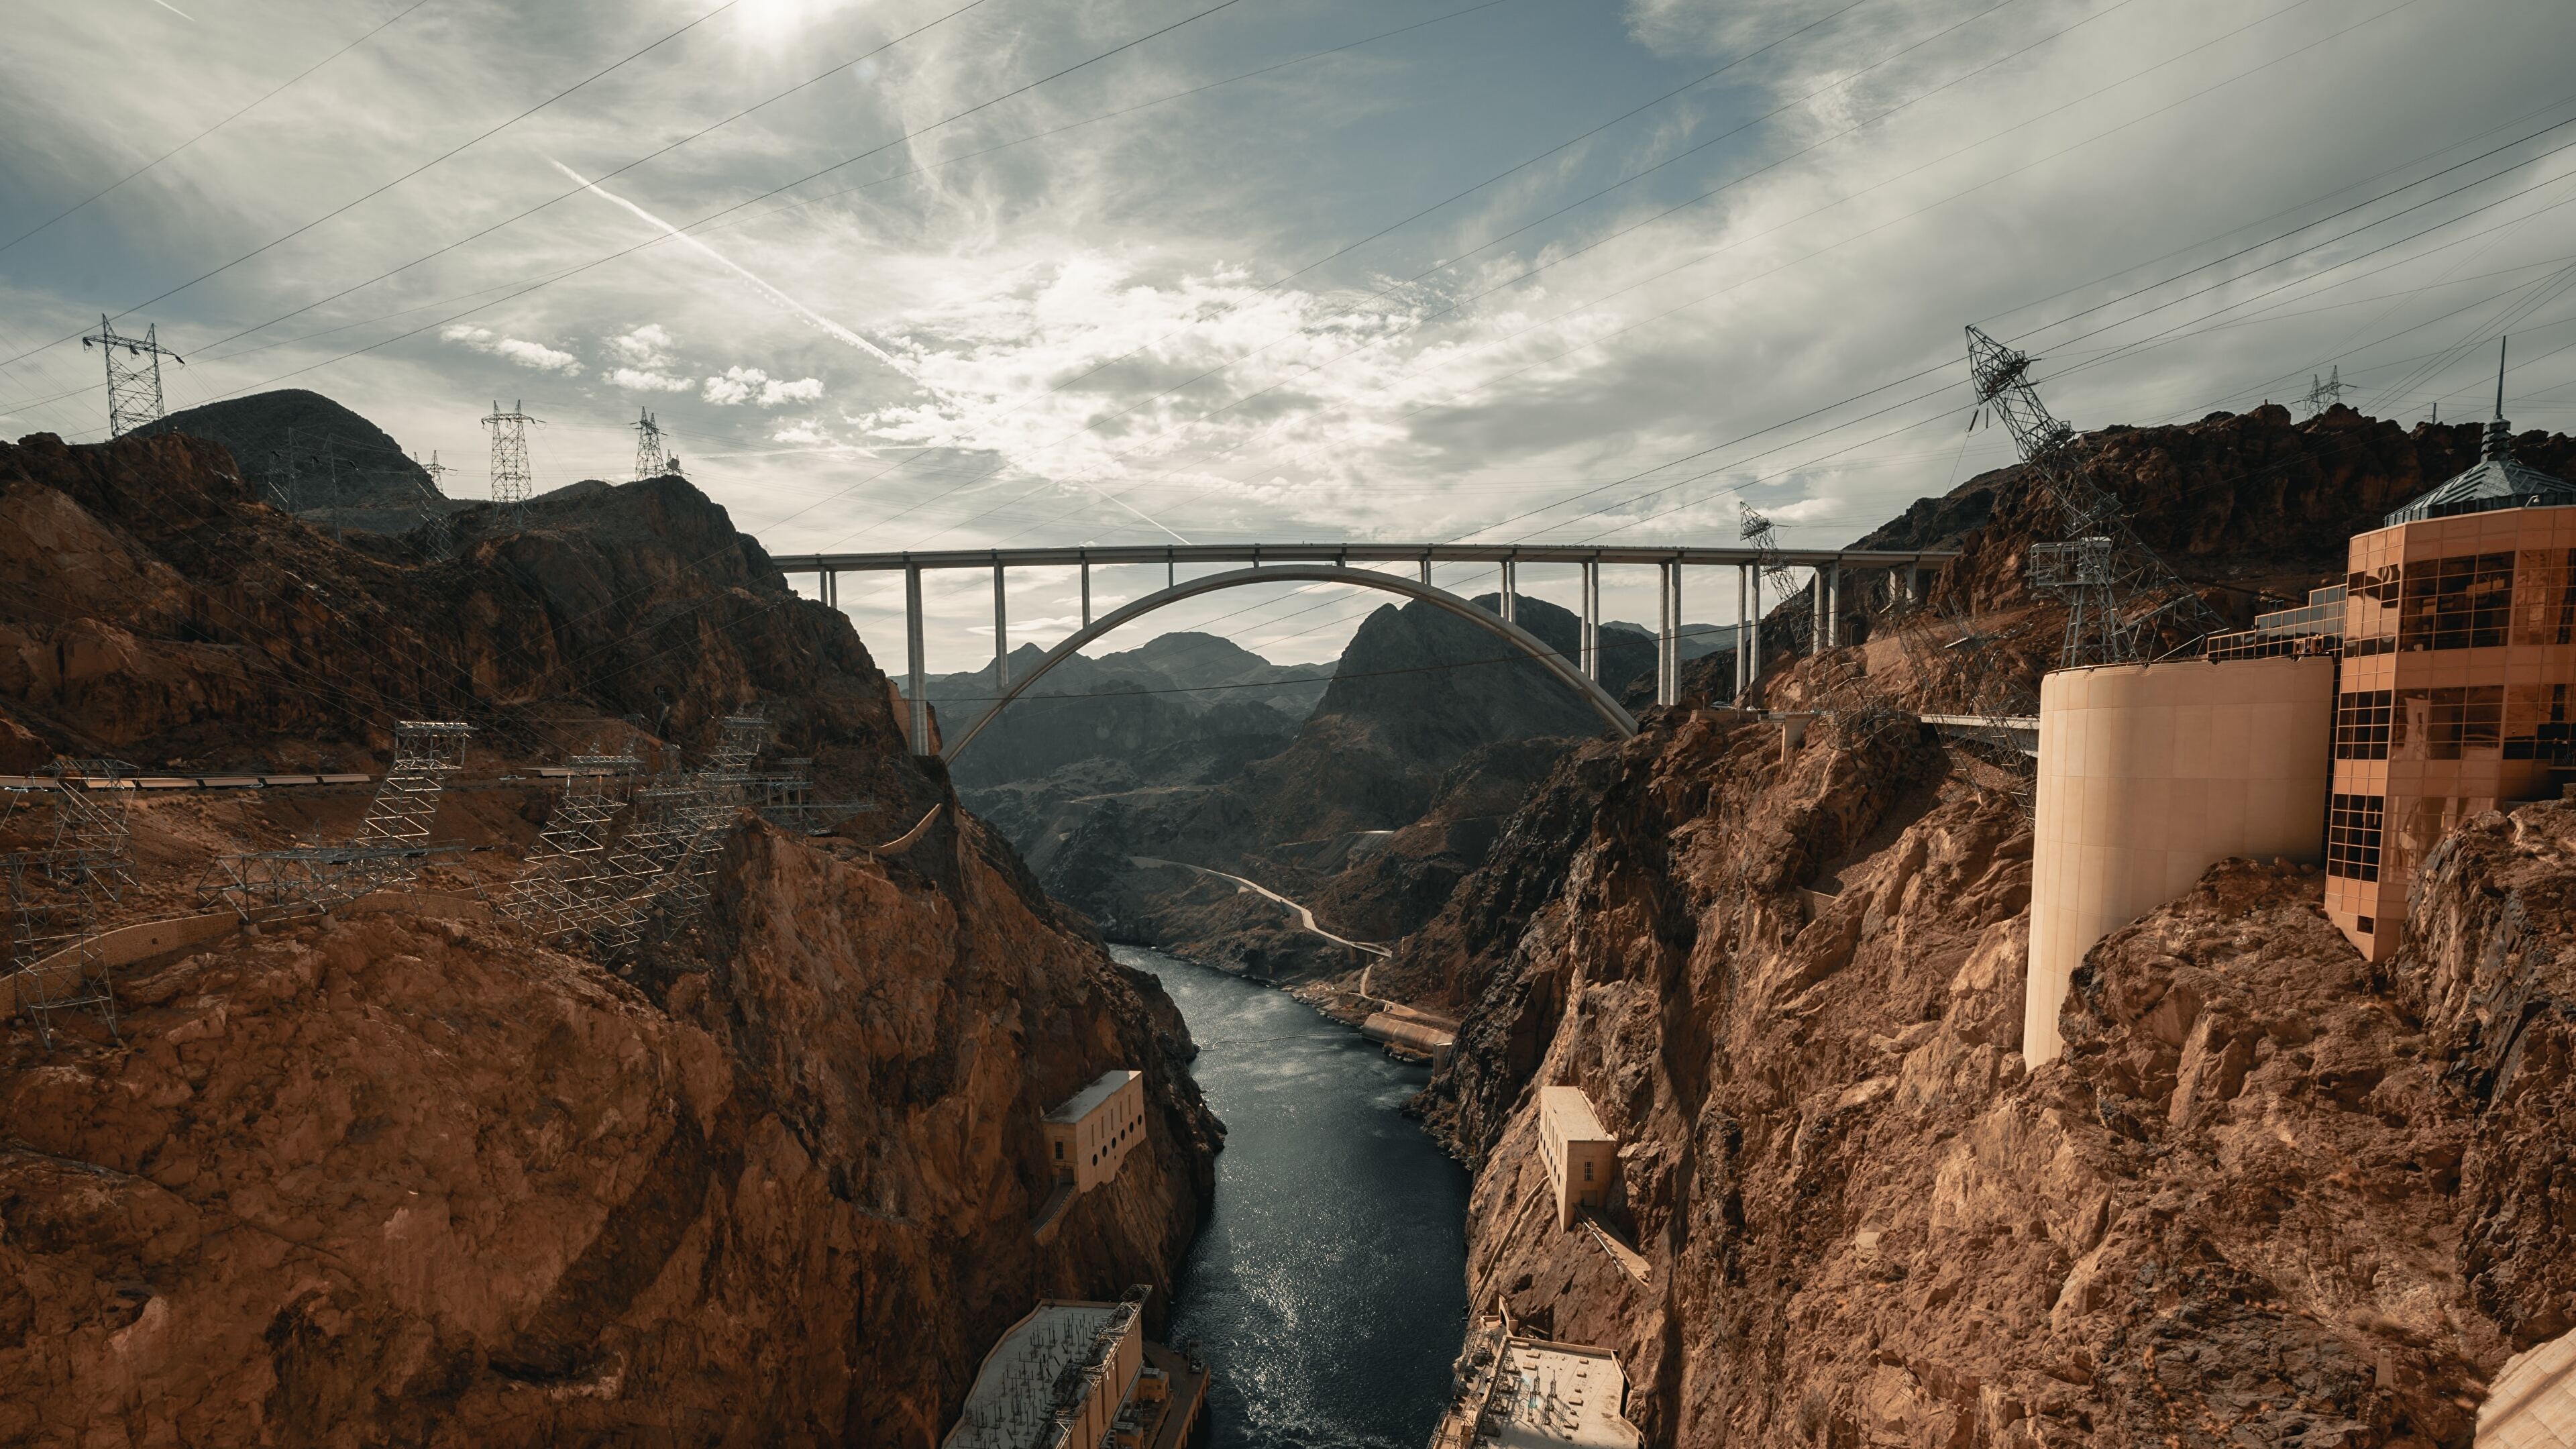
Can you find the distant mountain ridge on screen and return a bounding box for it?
[157,388,444,513]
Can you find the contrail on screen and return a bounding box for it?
[148,0,197,17]
[550,156,1193,544]
[549,157,915,378]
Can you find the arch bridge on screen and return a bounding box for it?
[769,542,1960,762]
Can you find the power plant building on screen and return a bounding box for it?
[943,1293,1208,1449]
[1538,1086,1618,1230]
[1046,1068,1146,1195]
[2323,419,2576,960]
[2023,404,2576,1052]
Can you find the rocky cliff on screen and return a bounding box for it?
[0,423,1220,1445]
[1396,403,2576,1446]
[1413,695,2573,1446]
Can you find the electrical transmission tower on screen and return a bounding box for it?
[1737,502,1794,590]
[413,449,457,560]
[481,399,537,525]
[80,316,183,438]
[633,408,669,480]
[1965,325,2218,669]
[2300,365,2353,418]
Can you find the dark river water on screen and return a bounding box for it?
[1120,945,1471,1449]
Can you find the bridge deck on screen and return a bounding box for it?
[774,541,1958,573]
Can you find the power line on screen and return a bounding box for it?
[0,0,752,371]
[1,0,438,256]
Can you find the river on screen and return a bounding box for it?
[1118,945,1471,1449]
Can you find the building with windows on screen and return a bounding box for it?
[2324,417,2576,960]
[1044,1069,1147,1195]
[1538,1086,1617,1231]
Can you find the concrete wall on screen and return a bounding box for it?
[2479,1328,2575,1448]
[2027,655,2336,1065]
[1,910,239,1019]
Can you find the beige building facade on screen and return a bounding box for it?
[1045,1068,1146,1194]
[2026,655,2337,1064]
[1538,1086,1618,1231]
[943,1298,1142,1449]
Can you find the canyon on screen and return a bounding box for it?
[5,396,2575,1447]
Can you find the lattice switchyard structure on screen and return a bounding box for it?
[200,721,474,916]
[3,761,138,1048]
[81,315,182,439]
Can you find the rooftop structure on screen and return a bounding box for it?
[1537,1086,1618,1232]
[945,1299,1142,1449]
[1431,1317,1642,1449]
[2324,409,2576,960]
[943,1292,1208,1449]
[1044,1069,1146,1196]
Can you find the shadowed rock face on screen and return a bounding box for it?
[0,421,1220,1446]
[1407,690,2576,1447]
[0,816,1217,1446]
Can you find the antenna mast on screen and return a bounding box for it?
[80,315,183,437]
[1966,325,2217,668]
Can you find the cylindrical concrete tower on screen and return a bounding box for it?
[2025,655,2337,1064]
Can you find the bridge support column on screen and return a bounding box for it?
[1826,562,1841,649]
[1580,559,1599,680]
[1748,564,1764,688]
[904,564,930,755]
[992,562,1010,690]
[1657,561,1678,707]
[1908,561,1923,606]
[1080,561,1091,628]
[1500,559,1516,624]
[1419,555,1431,586]
[1733,566,1745,699]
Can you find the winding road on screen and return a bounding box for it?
[1130,856,1392,961]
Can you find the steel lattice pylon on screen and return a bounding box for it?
[5,761,139,1049]
[633,409,669,480]
[1965,325,2220,667]
[81,317,183,439]
[482,399,537,525]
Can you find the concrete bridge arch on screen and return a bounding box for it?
[939,565,1638,763]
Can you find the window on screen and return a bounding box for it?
[1582,1162,1594,1182]
[2398,551,2514,651]
[2506,684,2575,760]
[2335,690,2392,759]
[2394,687,2503,760]
[2326,794,2384,882]
[1054,1142,1063,1161]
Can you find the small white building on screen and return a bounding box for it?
[1044,1068,1146,1195]
[1538,1086,1617,1231]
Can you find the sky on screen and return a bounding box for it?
[6,0,2576,673]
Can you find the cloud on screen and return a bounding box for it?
[771,421,826,444]
[607,324,676,366]
[440,325,580,374]
[702,365,826,407]
[606,366,694,392]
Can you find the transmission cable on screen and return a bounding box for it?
[0,0,751,370]
[1,0,439,256]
